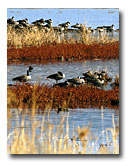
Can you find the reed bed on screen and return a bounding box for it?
[7,83,119,110]
[7,25,61,48]
[7,41,119,63]
[7,24,117,49]
[7,24,119,63]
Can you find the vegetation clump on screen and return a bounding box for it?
[8,83,119,110]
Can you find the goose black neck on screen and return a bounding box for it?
[27,70,29,76]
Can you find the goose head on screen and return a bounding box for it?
[29,66,33,72]
[58,71,65,78]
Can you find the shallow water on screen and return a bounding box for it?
[8,108,119,154]
[8,60,119,90]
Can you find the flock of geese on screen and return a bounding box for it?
[7,16,119,33]
[12,66,119,88]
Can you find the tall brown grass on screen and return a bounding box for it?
[7,25,61,48]
[7,24,117,49]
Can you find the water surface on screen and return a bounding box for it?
[8,108,119,154]
[8,60,119,90]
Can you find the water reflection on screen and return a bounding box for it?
[8,108,119,154]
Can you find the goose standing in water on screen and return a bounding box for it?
[47,71,65,83]
[12,66,33,82]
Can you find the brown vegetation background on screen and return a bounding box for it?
[7,41,119,63]
[8,84,119,110]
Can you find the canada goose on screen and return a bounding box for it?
[67,77,85,85]
[7,16,15,24]
[53,26,65,32]
[38,18,45,23]
[7,16,18,25]
[94,71,106,79]
[17,18,28,24]
[47,71,65,83]
[71,23,82,28]
[19,22,30,28]
[58,22,70,28]
[83,70,93,79]
[54,81,69,87]
[32,19,45,26]
[103,24,114,31]
[45,19,53,24]
[96,26,104,32]
[15,24,24,29]
[94,71,101,77]
[28,66,33,72]
[12,66,33,82]
[99,71,107,77]
[87,78,104,87]
[43,23,52,28]
[94,71,112,82]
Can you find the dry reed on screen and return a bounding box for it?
[7,103,119,154]
[7,24,117,49]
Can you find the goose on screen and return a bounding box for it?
[71,23,83,29]
[103,24,114,32]
[7,16,15,24]
[47,71,65,83]
[38,18,45,23]
[96,26,104,32]
[88,78,104,87]
[7,16,18,25]
[54,81,70,87]
[28,66,33,72]
[58,22,70,28]
[67,77,85,85]
[101,70,107,76]
[94,71,101,77]
[32,19,45,25]
[43,23,52,28]
[94,71,106,79]
[12,66,33,82]
[45,19,53,24]
[15,24,24,29]
[83,70,93,79]
[17,18,28,24]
